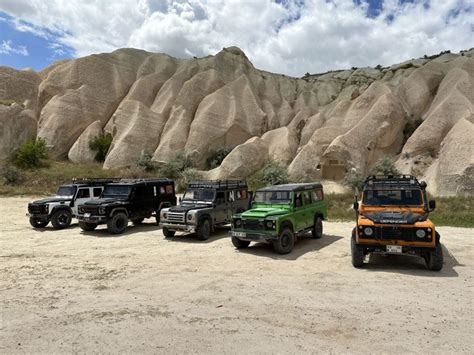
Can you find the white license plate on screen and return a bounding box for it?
[84,213,91,218]
[233,231,246,238]
[386,245,402,253]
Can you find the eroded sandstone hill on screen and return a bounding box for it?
[1,47,473,195]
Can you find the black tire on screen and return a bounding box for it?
[232,236,250,249]
[351,230,365,268]
[312,216,323,239]
[163,227,175,238]
[50,209,72,229]
[107,212,128,234]
[272,227,295,254]
[426,242,443,271]
[196,218,211,240]
[79,221,98,231]
[132,218,144,225]
[29,217,48,228]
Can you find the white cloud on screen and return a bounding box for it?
[0,39,29,56]
[0,0,472,76]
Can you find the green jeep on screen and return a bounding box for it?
[230,183,327,254]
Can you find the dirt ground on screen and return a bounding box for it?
[1,197,473,354]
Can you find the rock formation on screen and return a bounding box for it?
[1,47,473,196]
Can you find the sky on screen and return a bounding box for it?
[0,0,472,77]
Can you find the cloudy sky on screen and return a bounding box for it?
[0,0,472,76]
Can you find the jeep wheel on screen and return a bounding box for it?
[79,221,97,231]
[232,236,250,249]
[351,231,365,268]
[29,217,48,228]
[426,243,443,271]
[132,218,144,225]
[197,218,211,240]
[51,210,72,229]
[273,228,295,254]
[107,212,128,234]
[163,227,175,238]
[311,216,323,239]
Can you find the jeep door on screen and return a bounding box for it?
[74,188,92,215]
[214,191,227,224]
[293,190,313,231]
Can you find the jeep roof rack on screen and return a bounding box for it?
[112,178,174,185]
[364,175,423,189]
[71,177,121,185]
[188,180,247,190]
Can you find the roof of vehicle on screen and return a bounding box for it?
[363,175,426,190]
[106,178,174,186]
[188,180,247,190]
[258,183,323,192]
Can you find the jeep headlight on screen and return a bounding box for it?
[98,207,106,215]
[78,206,83,214]
[416,229,426,238]
[265,220,276,229]
[364,227,374,236]
[162,212,168,220]
[234,218,242,228]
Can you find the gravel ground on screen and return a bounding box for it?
[1,197,473,354]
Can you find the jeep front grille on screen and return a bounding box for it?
[242,219,265,231]
[81,205,98,214]
[167,212,185,223]
[360,227,431,242]
[28,204,47,214]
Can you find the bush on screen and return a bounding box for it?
[13,138,48,169]
[206,146,234,169]
[262,161,288,186]
[1,166,23,185]
[136,151,156,171]
[159,150,194,179]
[371,156,399,175]
[176,168,202,192]
[344,168,364,192]
[89,133,113,162]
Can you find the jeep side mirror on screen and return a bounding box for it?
[429,200,436,211]
[353,202,359,211]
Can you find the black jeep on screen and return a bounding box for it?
[159,180,250,240]
[77,179,176,234]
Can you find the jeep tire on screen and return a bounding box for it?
[51,209,72,229]
[312,216,323,239]
[132,218,144,225]
[351,230,365,267]
[163,227,175,238]
[197,218,211,240]
[232,236,250,249]
[79,221,98,231]
[426,242,443,271]
[107,212,128,234]
[273,227,295,254]
[29,217,48,228]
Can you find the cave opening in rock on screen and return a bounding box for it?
[321,159,347,181]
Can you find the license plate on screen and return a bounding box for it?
[84,213,91,218]
[232,231,246,238]
[386,245,402,253]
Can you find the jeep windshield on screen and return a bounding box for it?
[102,185,131,197]
[253,191,291,204]
[363,189,423,206]
[56,185,76,197]
[182,189,215,202]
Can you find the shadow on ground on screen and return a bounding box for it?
[79,220,162,238]
[163,226,230,244]
[360,244,462,277]
[238,233,343,261]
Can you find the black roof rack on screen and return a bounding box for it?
[258,183,323,192]
[111,178,174,185]
[363,175,424,189]
[188,180,247,190]
[71,178,121,185]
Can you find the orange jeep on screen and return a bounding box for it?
[351,175,442,271]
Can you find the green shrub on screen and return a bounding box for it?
[159,150,194,179]
[1,166,23,185]
[344,168,364,191]
[89,133,113,162]
[176,168,202,192]
[13,138,48,169]
[262,161,288,186]
[206,146,235,169]
[371,156,399,175]
[136,151,156,171]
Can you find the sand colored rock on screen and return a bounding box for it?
[261,127,299,164]
[68,120,103,163]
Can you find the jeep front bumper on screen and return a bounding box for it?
[356,243,436,255]
[230,230,278,242]
[26,213,49,219]
[77,215,107,223]
[161,222,196,233]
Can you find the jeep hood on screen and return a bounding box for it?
[363,210,427,224]
[31,196,72,204]
[241,207,288,218]
[169,203,211,213]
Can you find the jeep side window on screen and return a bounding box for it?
[312,189,323,201]
[303,191,312,205]
[294,193,302,207]
[93,188,102,197]
[216,191,225,203]
[77,188,90,199]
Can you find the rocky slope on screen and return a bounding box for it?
[1,47,473,196]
